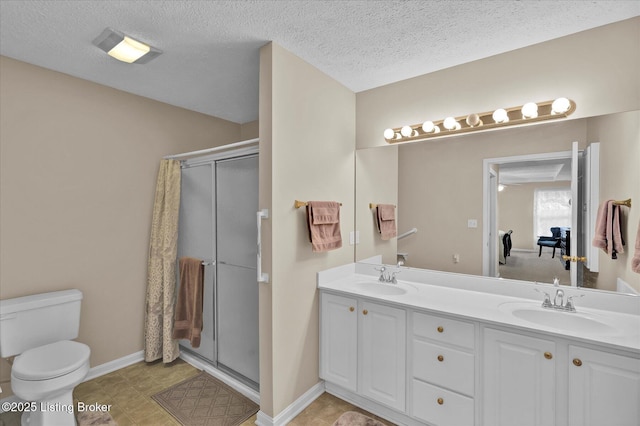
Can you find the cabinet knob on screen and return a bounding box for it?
[437,326,444,333]
[349,306,355,312]
[544,352,553,360]
[573,358,583,367]
[437,355,444,362]
[437,398,444,405]
[363,309,368,315]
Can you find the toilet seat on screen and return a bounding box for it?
[12,340,90,381]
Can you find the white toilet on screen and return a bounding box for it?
[0,289,91,426]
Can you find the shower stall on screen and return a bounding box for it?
[175,142,259,390]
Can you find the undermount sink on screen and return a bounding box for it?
[348,278,416,296]
[499,302,618,335]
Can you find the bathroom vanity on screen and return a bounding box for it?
[318,262,640,426]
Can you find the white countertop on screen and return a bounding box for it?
[318,263,640,354]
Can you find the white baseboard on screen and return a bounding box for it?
[84,350,144,382]
[255,381,325,426]
[178,351,260,404]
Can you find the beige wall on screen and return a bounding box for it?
[259,42,356,416]
[356,17,639,150]
[0,56,242,396]
[587,111,640,292]
[499,181,571,251]
[240,120,259,140]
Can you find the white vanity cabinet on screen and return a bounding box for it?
[483,327,640,426]
[360,300,406,410]
[567,345,640,426]
[319,292,406,411]
[410,311,476,426]
[483,328,557,426]
[320,292,358,392]
[318,268,639,426]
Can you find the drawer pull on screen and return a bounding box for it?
[573,358,583,367]
[437,326,444,333]
[544,352,553,360]
[349,306,354,312]
[437,397,444,405]
[437,355,444,362]
[363,309,368,315]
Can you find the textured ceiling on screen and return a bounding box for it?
[1,1,638,124]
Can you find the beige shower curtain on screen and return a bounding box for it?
[144,159,181,363]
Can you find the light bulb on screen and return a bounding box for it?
[466,113,483,127]
[492,108,509,123]
[443,117,460,130]
[384,128,396,140]
[498,184,505,192]
[422,121,435,133]
[433,125,440,134]
[400,126,414,137]
[521,102,538,119]
[552,97,571,115]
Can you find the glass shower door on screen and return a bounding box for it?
[177,163,216,362]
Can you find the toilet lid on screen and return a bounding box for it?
[12,340,91,381]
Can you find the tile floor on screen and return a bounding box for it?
[68,358,393,425]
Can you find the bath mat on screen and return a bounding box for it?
[76,410,118,425]
[332,411,387,426]
[152,371,258,426]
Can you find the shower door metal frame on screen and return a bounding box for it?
[177,145,259,380]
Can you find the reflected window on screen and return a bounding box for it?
[534,188,571,238]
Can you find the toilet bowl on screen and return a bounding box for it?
[0,290,91,426]
[11,340,91,426]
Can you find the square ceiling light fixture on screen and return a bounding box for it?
[92,28,162,64]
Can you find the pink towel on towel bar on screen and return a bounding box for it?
[172,257,204,348]
[376,204,397,240]
[306,201,342,252]
[592,200,625,259]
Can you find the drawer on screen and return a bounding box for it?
[412,379,474,426]
[413,340,474,396]
[412,311,475,349]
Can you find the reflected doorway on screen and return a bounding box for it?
[483,150,575,286]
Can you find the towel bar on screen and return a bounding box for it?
[294,200,342,208]
[613,198,631,207]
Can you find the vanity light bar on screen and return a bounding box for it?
[384,98,576,143]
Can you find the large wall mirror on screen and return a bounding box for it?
[355,110,639,294]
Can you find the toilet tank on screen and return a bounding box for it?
[0,289,83,358]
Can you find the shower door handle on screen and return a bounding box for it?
[257,209,269,283]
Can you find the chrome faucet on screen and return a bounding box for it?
[375,266,401,284]
[536,278,582,312]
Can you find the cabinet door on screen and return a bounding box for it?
[483,328,556,426]
[568,346,640,426]
[360,301,406,411]
[320,293,358,392]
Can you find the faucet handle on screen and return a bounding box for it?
[565,294,584,311]
[534,288,552,308]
